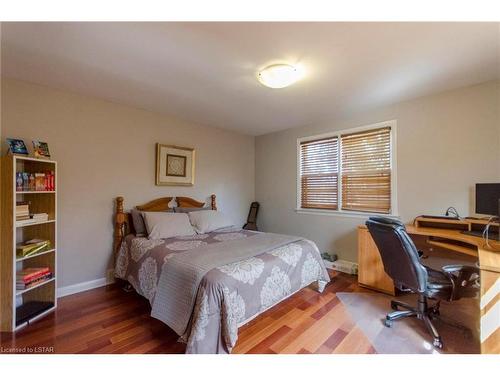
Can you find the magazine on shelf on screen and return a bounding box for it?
[16,239,51,258]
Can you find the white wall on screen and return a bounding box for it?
[1,79,255,288]
[255,81,500,262]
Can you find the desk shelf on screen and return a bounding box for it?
[426,239,477,257]
[414,216,499,232]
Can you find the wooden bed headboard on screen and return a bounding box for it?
[114,194,216,256]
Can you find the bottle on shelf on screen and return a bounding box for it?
[16,172,24,191]
[23,172,29,190]
[29,173,36,191]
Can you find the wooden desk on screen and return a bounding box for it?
[358,226,396,295]
[358,223,500,354]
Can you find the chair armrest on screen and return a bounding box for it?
[442,265,480,301]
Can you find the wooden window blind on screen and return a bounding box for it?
[300,137,339,210]
[340,127,392,213]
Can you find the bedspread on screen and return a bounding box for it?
[115,228,330,353]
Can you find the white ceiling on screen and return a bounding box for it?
[2,22,499,136]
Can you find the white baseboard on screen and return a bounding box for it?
[57,277,115,298]
[323,259,335,269]
[323,259,358,275]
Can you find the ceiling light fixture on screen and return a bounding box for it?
[258,64,302,89]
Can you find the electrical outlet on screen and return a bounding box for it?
[106,268,115,284]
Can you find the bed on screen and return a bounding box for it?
[113,195,330,354]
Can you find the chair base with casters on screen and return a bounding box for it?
[384,294,443,349]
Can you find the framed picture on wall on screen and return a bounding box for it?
[156,143,195,186]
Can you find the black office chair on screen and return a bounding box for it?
[365,216,479,348]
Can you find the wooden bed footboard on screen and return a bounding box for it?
[113,194,217,257]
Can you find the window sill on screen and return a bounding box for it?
[294,208,400,219]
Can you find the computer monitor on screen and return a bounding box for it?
[476,183,500,216]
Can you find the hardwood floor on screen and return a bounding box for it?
[0,271,376,354]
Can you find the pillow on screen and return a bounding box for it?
[173,206,211,213]
[143,212,196,240]
[130,209,147,236]
[131,208,173,236]
[188,210,234,234]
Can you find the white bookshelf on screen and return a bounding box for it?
[1,155,58,332]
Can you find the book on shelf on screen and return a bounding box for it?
[16,218,37,226]
[16,301,55,326]
[16,271,52,285]
[15,201,30,220]
[17,267,50,282]
[16,267,53,290]
[16,274,53,290]
[16,272,53,290]
[15,212,49,225]
[16,239,51,258]
[32,213,49,221]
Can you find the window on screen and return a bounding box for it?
[300,137,339,210]
[297,121,396,215]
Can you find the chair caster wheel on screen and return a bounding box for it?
[430,309,440,320]
[433,338,443,349]
[384,319,393,328]
[390,301,398,310]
